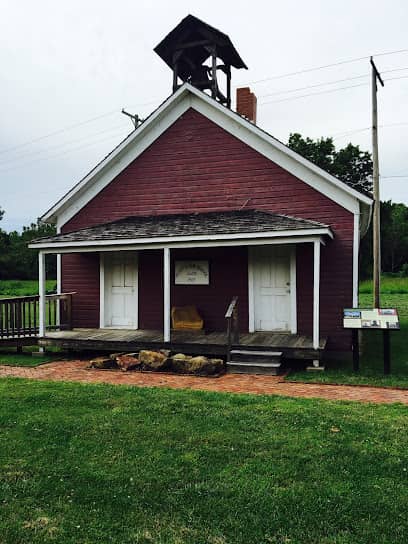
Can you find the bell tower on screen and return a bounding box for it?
[154,14,247,109]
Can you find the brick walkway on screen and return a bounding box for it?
[1,360,407,404]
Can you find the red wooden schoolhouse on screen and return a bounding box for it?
[30,15,372,371]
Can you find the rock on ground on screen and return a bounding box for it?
[116,354,141,372]
[89,356,117,370]
[171,354,224,375]
[139,350,169,371]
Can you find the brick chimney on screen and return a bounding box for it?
[236,87,257,123]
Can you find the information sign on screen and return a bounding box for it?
[343,308,399,330]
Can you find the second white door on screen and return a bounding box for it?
[252,246,291,331]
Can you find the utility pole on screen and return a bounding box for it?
[121,108,143,129]
[370,56,384,308]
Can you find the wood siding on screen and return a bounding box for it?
[61,253,100,328]
[61,108,355,351]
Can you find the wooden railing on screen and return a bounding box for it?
[225,296,239,361]
[0,293,74,339]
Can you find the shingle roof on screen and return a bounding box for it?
[32,210,331,246]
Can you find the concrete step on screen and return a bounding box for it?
[226,360,282,376]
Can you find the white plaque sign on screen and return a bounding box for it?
[175,261,209,285]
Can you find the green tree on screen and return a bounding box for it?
[288,133,373,194]
[0,216,56,280]
[380,201,408,273]
[0,207,11,278]
[287,134,408,277]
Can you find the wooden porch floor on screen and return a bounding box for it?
[41,328,327,360]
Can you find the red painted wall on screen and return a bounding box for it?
[170,247,248,332]
[61,253,100,328]
[61,108,355,351]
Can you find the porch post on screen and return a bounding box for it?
[312,239,320,364]
[38,251,46,338]
[56,253,61,326]
[163,247,171,342]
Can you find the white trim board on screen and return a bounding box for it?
[42,83,372,228]
[32,234,327,255]
[99,253,105,328]
[353,213,360,307]
[290,247,297,334]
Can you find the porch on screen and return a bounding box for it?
[39,327,327,361]
[28,209,335,366]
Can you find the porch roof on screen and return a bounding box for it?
[29,209,333,252]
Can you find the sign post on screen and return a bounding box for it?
[383,330,391,375]
[351,329,360,372]
[343,308,399,374]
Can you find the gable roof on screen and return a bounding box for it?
[42,83,372,228]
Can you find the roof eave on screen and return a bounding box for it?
[29,226,333,251]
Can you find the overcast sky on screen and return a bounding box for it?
[1,0,407,231]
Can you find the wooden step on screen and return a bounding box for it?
[228,349,283,375]
[230,349,282,358]
[227,360,282,376]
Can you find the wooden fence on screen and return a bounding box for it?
[0,293,73,339]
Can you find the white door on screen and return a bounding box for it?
[252,246,291,331]
[104,252,138,328]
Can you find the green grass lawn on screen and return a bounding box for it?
[0,279,56,298]
[360,275,408,294]
[287,289,408,388]
[0,346,62,367]
[1,380,408,544]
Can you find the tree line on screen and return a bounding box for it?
[288,134,408,278]
[0,210,56,279]
[0,134,407,280]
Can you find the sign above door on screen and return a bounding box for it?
[175,260,209,285]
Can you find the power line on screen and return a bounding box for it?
[383,66,408,75]
[384,75,408,82]
[375,48,408,57]
[259,82,369,106]
[0,123,128,166]
[0,129,130,174]
[332,121,408,139]
[256,66,408,101]
[243,57,368,85]
[240,48,408,86]
[0,110,119,157]
[4,91,408,171]
[381,175,408,179]
[258,68,408,107]
[2,52,408,161]
[2,53,408,174]
[0,98,161,158]
[258,73,369,99]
